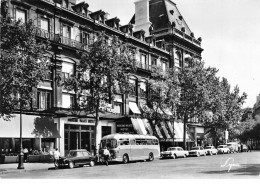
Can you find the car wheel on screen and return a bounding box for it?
[148,153,154,161]
[89,161,95,167]
[68,161,74,169]
[123,154,129,164]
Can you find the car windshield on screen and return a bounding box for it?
[100,139,117,149]
[206,146,212,149]
[67,151,77,157]
[227,144,232,146]
[168,148,177,151]
[218,146,224,148]
[191,147,200,150]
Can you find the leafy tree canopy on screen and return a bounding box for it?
[0,19,51,120]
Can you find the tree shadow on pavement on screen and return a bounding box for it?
[200,164,260,177]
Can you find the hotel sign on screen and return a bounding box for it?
[116,122,134,134]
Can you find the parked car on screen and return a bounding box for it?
[188,146,207,157]
[205,146,218,155]
[241,144,249,152]
[226,142,239,153]
[160,147,189,159]
[217,145,230,154]
[58,149,95,169]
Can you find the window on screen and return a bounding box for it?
[16,9,26,22]
[81,32,89,44]
[62,93,74,108]
[40,17,49,31]
[139,81,147,98]
[62,24,71,38]
[151,56,157,66]
[102,126,111,138]
[62,62,74,81]
[37,90,52,110]
[175,51,182,69]
[140,53,147,69]
[113,102,123,114]
[129,78,136,96]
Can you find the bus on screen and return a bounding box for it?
[99,133,160,164]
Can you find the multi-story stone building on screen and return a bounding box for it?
[0,0,203,156]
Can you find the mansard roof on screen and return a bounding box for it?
[130,0,193,36]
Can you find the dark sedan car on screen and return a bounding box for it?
[58,149,95,169]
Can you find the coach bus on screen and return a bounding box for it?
[99,133,160,164]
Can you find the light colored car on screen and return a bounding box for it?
[205,146,218,155]
[227,142,239,153]
[188,146,207,157]
[160,147,189,159]
[217,145,230,154]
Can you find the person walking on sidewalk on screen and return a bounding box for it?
[53,148,60,169]
[103,147,110,166]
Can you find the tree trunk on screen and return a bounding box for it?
[183,115,187,150]
[94,99,100,155]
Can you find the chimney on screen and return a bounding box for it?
[134,0,152,37]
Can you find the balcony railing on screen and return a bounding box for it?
[35,27,83,50]
[153,27,201,47]
[136,61,151,71]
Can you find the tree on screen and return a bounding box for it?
[177,58,219,149]
[203,78,247,145]
[143,65,179,142]
[0,18,51,120]
[64,32,136,154]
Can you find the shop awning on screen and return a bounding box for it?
[174,122,193,142]
[130,118,147,135]
[155,125,164,139]
[0,114,61,138]
[142,119,153,135]
[160,122,171,140]
[166,121,174,137]
[129,102,141,114]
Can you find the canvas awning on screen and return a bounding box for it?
[129,102,141,114]
[160,122,171,140]
[130,118,146,135]
[0,114,61,138]
[155,125,163,139]
[142,119,153,135]
[174,122,193,142]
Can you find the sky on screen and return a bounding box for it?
[78,0,260,108]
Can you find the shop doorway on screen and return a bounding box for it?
[64,124,94,155]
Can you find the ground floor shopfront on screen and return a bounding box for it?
[0,114,60,156]
[0,113,205,158]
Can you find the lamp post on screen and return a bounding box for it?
[17,102,24,169]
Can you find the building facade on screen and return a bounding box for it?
[0,0,204,156]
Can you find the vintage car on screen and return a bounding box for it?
[226,142,239,153]
[205,146,218,155]
[241,144,249,152]
[188,146,207,157]
[160,147,189,159]
[58,149,95,169]
[217,145,230,154]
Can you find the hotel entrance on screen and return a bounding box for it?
[64,124,94,155]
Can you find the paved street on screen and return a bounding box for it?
[0,151,259,179]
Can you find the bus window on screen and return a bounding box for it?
[136,139,147,145]
[146,139,152,145]
[101,139,118,149]
[118,139,130,145]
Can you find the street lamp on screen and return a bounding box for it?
[17,100,24,169]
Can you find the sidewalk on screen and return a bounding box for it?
[0,162,54,174]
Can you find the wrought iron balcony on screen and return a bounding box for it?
[35,28,83,50]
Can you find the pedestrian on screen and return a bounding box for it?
[103,146,110,166]
[53,148,60,169]
[248,145,251,152]
[23,148,29,163]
